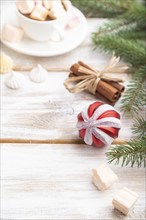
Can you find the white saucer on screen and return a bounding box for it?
[1,4,87,57]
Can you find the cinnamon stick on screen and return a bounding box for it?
[70,63,95,75]
[69,72,121,102]
[69,73,119,103]
[95,92,115,106]
[68,61,125,103]
[107,81,125,92]
[96,80,121,102]
[78,61,97,73]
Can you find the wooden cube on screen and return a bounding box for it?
[112,187,139,215]
[92,163,118,191]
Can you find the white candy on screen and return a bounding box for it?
[5,71,23,90]
[112,187,139,215]
[30,3,48,21]
[16,0,35,14]
[2,24,24,43]
[30,64,48,83]
[92,163,118,191]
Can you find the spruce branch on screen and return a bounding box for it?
[90,0,146,167]
[121,66,146,115]
[132,117,146,138]
[117,28,146,40]
[117,30,146,40]
[95,19,146,41]
[71,0,133,17]
[123,3,146,23]
[95,19,131,37]
[106,138,146,167]
[92,35,146,67]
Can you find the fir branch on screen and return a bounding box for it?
[132,117,146,138]
[106,138,146,167]
[121,66,146,115]
[115,24,146,40]
[90,0,146,167]
[95,19,146,40]
[118,30,146,40]
[123,3,146,23]
[95,19,131,37]
[92,35,146,67]
[71,0,133,18]
[92,3,146,37]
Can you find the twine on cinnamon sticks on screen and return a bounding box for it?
[64,54,128,104]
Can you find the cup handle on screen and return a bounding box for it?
[50,25,65,42]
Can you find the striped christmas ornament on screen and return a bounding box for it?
[77,102,121,147]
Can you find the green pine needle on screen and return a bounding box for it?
[106,138,146,167]
[118,30,146,40]
[76,0,146,167]
[121,66,146,115]
[123,3,146,23]
[132,117,146,138]
[92,35,146,67]
[71,0,133,17]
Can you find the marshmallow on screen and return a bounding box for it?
[66,16,80,29]
[43,0,52,9]
[47,11,57,20]
[61,0,69,11]
[42,0,63,10]
[92,164,118,191]
[51,0,64,9]
[34,0,42,5]
[112,187,139,215]
[2,24,24,43]
[16,0,35,14]
[51,7,66,18]
[30,3,48,21]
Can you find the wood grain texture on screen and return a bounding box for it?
[1,144,145,220]
[1,2,144,220]
[1,1,133,143]
[1,72,132,142]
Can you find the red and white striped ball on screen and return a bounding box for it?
[77,102,121,147]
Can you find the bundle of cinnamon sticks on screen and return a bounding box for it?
[64,58,126,105]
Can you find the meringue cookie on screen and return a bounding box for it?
[30,64,48,83]
[0,52,13,74]
[5,71,23,89]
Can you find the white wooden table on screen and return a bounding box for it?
[1,1,145,219]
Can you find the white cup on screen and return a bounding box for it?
[15,0,72,42]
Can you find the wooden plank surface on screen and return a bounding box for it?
[1,1,133,143]
[1,143,145,220]
[1,71,132,142]
[1,2,144,220]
